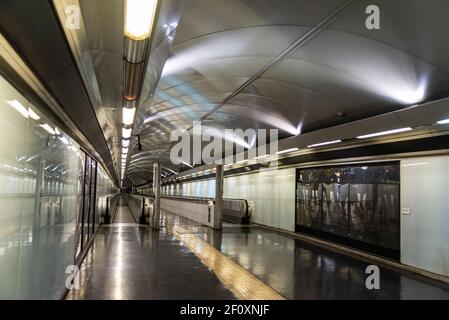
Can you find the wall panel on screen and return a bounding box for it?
[401,156,449,277]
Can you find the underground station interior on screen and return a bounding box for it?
[1,0,449,315]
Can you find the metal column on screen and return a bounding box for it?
[152,163,161,229]
[33,158,45,230]
[214,164,224,230]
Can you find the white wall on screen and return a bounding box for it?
[401,156,449,277]
[224,168,296,231]
[161,198,214,227]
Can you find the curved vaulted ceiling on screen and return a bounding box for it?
[126,0,449,185]
[4,0,449,187]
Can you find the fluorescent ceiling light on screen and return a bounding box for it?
[58,136,69,145]
[122,139,130,148]
[122,147,129,154]
[7,100,28,118]
[254,154,269,160]
[39,123,56,135]
[308,140,341,148]
[276,148,298,155]
[125,0,158,41]
[55,127,61,135]
[27,108,40,120]
[356,127,412,139]
[437,118,449,125]
[123,107,136,126]
[122,127,132,139]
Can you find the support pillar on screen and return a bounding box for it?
[33,158,45,230]
[214,164,224,230]
[152,162,161,229]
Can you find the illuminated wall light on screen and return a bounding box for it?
[123,107,136,126]
[27,108,40,120]
[125,0,158,41]
[356,127,412,139]
[437,119,449,125]
[276,148,298,155]
[7,100,28,118]
[122,127,132,139]
[308,140,341,148]
[39,123,56,135]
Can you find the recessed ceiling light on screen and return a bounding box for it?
[39,123,56,135]
[308,140,341,148]
[122,107,136,126]
[276,148,298,155]
[356,127,412,139]
[7,100,28,118]
[125,0,158,41]
[122,127,132,139]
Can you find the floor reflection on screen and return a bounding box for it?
[162,210,449,300]
[67,208,235,300]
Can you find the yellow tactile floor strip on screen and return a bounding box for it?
[166,222,286,300]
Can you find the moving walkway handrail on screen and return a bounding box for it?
[128,193,250,224]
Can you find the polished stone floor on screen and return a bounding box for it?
[163,213,449,300]
[67,204,235,300]
[67,200,449,300]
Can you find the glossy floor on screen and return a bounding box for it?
[66,205,235,300]
[169,215,449,299]
[67,202,449,300]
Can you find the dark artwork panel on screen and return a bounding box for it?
[348,183,374,243]
[296,183,321,230]
[375,184,400,250]
[349,184,399,250]
[296,162,400,253]
[322,183,349,236]
[341,164,400,184]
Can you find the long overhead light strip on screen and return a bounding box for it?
[121,0,159,174]
[356,127,412,139]
[276,148,298,155]
[308,140,341,148]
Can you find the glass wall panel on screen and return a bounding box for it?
[75,151,86,258]
[0,74,81,299]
